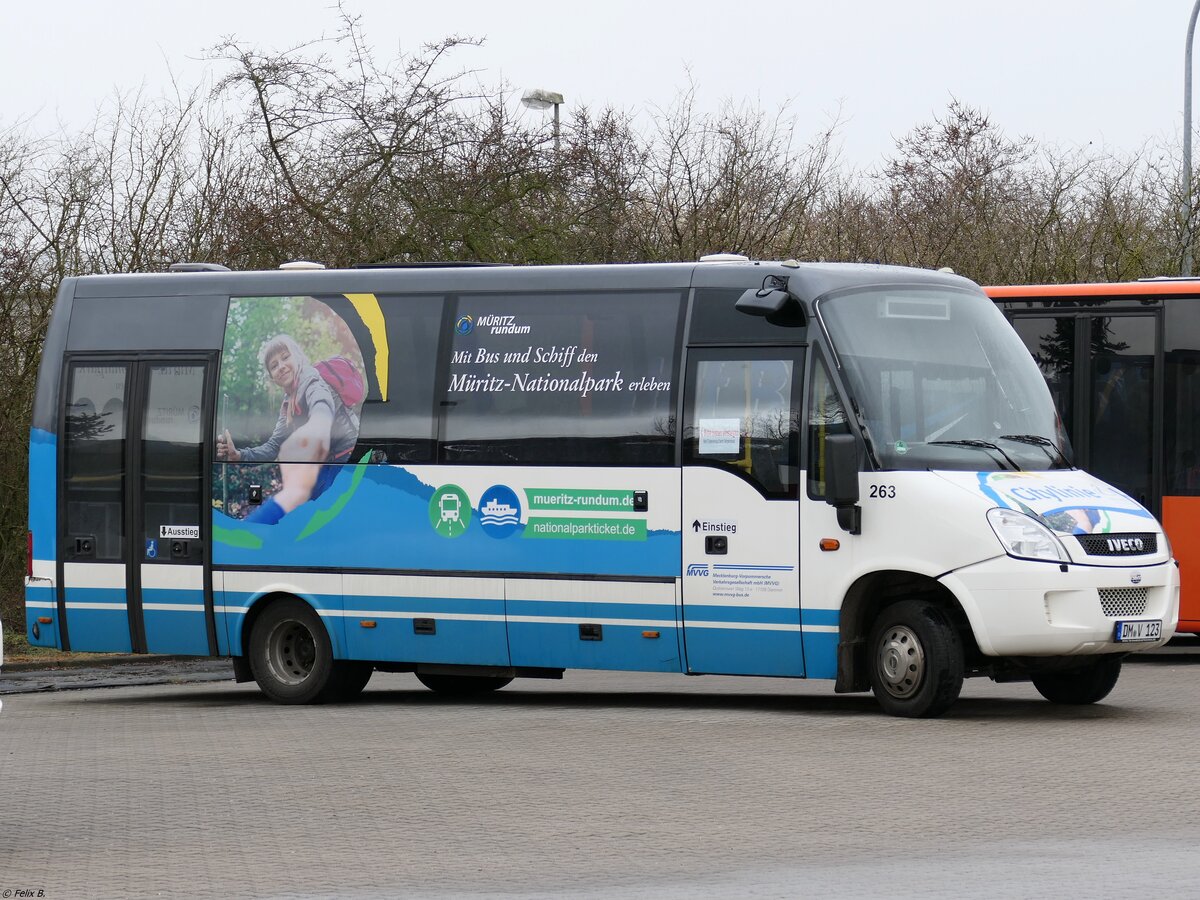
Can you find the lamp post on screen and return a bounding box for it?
[1184,1,1200,276]
[521,88,565,153]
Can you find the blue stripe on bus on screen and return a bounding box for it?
[140,589,206,607]
[347,617,511,667]
[801,608,840,627]
[344,595,507,617]
[220,591,341,612]
[506,599,675,622]
[25,583,55,603]
[63,587,128,604]
[508,621,681,673]
[39,578,839,676]
[682,605,800,626]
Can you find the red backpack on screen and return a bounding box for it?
[315,356,365,409]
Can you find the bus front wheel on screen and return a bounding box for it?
[868,600,964,718]
[249,598,336,704]
[1031,656,1121,705]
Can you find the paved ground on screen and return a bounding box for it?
[2,646,1199,899]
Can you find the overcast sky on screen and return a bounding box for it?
[2,0,1195,168]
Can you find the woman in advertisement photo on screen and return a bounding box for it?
[218,330,362,524]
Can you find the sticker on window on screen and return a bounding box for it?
[699,418,741,455]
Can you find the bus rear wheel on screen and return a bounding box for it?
[248,598,336,704]
[868,600,964,718]
[416,673,513,695]
[1031,656,1122,705]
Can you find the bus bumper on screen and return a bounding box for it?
[940,556,1180,657]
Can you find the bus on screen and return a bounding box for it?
[24,258,1179,717]
[986,279,1200,635]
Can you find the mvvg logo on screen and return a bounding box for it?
[686,564,709,577]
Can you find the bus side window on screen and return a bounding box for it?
[64,365,129,560]
[440,291,682,466]
[684,354,801,499]
[807,355,849,499]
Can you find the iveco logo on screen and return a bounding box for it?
[1107,537,1145,553]
[1130,572,1143,585]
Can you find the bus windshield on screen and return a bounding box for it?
[818,285,1071,472]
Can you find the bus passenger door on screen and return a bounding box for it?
[61,362,134,651]
[61,359,214,655]
[135,362,213,654]
[680,349,805,676]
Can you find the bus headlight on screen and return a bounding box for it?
[986,508,1069,563]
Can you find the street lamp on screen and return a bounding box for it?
[521,88,565,152]
[1184,1,1200,276]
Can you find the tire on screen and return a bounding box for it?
[320,661,374,703]
[1031,656,1122,705]
[415,673,513,695]
[868,600,964,718]
[248,598,336,704]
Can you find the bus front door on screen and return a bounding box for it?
[680,351,805,677]
[60,359,215,655]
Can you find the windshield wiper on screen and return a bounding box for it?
[999,434,1069,466]
[928,439,1019,470]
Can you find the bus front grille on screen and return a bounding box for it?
[1098,587,1148,618]
[1076,533,1158,557]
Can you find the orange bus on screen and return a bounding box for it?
[986,279,1198,633]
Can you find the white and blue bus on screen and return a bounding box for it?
[24,257,1180,716]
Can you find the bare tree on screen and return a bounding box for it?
[632,88,840,261]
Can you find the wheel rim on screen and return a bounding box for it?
[265,619,317,686]
[876,624,925,699]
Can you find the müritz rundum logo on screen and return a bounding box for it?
[454,315,474,335]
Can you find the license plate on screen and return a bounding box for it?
[1114,620,1162,643]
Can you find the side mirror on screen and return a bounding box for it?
[824,434,861,535]
[735,288,791,316]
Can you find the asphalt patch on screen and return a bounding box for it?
[0,657,233,695]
